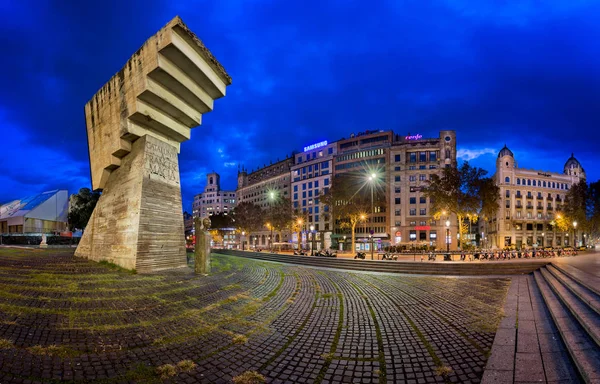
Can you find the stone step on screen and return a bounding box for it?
[546,265,600,316]
[533,269,600,382]
[552,262,600,297]
[540,267,600,348]
[216,250,548,275]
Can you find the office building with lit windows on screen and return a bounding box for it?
[333,130,394,251]
[192,173,236,219]
[388,131,457,250]
[291,141,337,251]
[237,157,294,248]
[485,146,586,249]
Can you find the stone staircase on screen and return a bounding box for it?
[215,249,550,275]
[533,263,600,383]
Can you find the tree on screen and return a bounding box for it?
[207,213,234,245]
[422,162,500,249]
[321,172,385,253]
[589,181,600,242]
[556,180,592,246]
[68,188,101,231]
[232,202,263,236]
[267,197,293,242]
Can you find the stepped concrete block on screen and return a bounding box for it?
[541,268,600,346]
[552,262,600,297]
[534,270,600,382]
[76,16,231,272]
[547,265,600,316]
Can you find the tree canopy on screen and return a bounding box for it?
[68,188,101,231]
[422,162,499,248]
[555,180,600,245]
[266,197,293,234]
[232,202,263,234]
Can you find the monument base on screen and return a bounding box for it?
[75,135,187,273]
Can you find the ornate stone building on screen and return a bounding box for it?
[485,146,585,249]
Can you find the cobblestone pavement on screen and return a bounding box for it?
[0,248,511,383]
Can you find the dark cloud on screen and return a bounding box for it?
[1,0,599,209]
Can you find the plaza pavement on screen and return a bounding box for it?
[0,248,597,383]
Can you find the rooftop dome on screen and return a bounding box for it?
[498,144,514,158]
[564,153,584,171]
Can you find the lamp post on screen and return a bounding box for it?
[310,225,315,256]
[360,214,366,251]
[541,232,544,248]
[367,173,377,258]
[573,221,577,247]
[297,218,303,250]
[266,222,273,252]
[254,236,257,250]
[241,231,245,251]
[268,191,276,252]
[445,220,450,253]
[343,235,346,252]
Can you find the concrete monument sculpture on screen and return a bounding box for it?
[75,16,231,273]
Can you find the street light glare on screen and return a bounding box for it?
[445,220,450,227]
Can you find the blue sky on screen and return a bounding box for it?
[1,0,599,211]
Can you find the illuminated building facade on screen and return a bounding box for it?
[388,131,457,250]
[291,140,337,250]
[333,130,393,251]
[486,146,586,249]
[192,173,236,219]
[237,157,294,248]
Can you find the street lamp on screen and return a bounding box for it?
[343,235,346,252]
[267,191,277,252]
[310,225,315,256]
[541,232,544,248]
[297,218,303,250]
[369,234,373,260]
[445,220,450,253]
[573,221,577,247]
[266,222,273,252]
[367,173,377,256]
[241,231,245,251]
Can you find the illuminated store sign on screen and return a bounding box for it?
[405,134,423,140]
[304,140,328,152]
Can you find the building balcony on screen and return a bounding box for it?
[526,195,533,200]
[547,206,553,211]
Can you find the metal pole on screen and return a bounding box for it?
[371,184,374,260]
